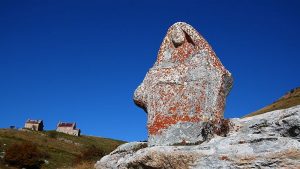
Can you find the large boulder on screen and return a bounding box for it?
[95,105,300,169]
[133,22,233,146]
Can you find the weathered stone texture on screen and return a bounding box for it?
[133,22,233,146]
[95,105,300,169]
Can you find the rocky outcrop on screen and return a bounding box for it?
[133,22,233,146]
[95,22,300,168]
[95,105,300,169]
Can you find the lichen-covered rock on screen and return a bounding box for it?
[133,22,233,146]
[95,105,300,169]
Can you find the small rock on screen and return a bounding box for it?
[44,159,49,164]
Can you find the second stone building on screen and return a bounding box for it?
[56,122,81,136]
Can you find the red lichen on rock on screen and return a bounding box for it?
[148,114,201,135]
[133,22,233,146]
[172,42,195,63]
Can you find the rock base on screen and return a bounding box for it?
[95,105,300,169]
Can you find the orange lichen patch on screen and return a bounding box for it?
[159,68,172,74]
[172,42,195,63]
[148,114,201,135]
[155,23,228,75]
[169,105,178,114]
[238,156,257,163]
[219,155,230,161]
[167,101,192,116]
[195,105,202,113]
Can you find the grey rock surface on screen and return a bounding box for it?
[95,105,300,169]
[133,22,233,146]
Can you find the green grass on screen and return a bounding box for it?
[244,87,300,117]
[0,129,125,169]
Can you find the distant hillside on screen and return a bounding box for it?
[245,87,300,117]
[0,129,125,169]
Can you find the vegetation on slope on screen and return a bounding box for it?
[245,87,300,117]
[0,129,125,169]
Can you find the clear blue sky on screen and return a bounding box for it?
[0,0,299,142]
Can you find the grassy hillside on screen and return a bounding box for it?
[245,87,300,117]
[0,129,125,169]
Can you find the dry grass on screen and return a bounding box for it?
[0,129,124,169]
[72,161,95,169]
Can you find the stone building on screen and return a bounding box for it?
[24,119,44,131]
[56,122,80,136]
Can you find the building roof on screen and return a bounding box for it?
[26,119,43,124]
[57,122,75,128]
